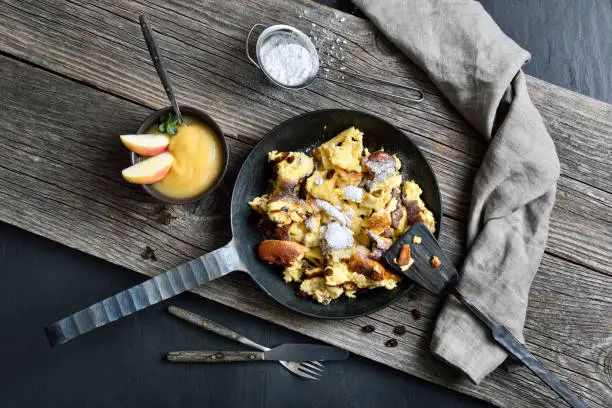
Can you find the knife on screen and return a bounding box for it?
[166,344,350,363]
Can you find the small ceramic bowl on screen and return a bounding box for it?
[132,105,229,205]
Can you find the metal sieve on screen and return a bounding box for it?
[246,23,423,102]
[246,24,319,89]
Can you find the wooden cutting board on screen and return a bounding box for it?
[0,0,610,406]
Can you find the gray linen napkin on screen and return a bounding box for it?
[352,0,560,383]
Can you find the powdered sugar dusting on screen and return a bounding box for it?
[343,186,364,203]
[315,199,348,225]
[364,156,395,186]
[305,217,314,231]
[323,222,354,251]
[342,207,354,227]
[315,177,323,186]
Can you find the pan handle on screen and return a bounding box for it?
[45,240,245,347]
[245,24,267,69]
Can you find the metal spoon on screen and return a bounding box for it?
[139,14,185,125]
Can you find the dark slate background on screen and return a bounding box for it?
[0,1,610,407]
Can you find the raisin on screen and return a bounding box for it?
[295,291,308,299]
[281,206,289,212]
[362,324,375,333]
[385,339,398,347]
[286,155,295,164]
[326,169,336,179]
[393,325,407,336]
[411,308,421,320]
[324,268,334,276]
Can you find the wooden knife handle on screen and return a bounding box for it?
[166,351,264,363]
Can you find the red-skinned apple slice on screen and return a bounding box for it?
[122,152,174,184]
[120,134,170,156]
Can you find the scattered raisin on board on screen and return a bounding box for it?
[411,308,421,320]
[362,324,375,333]
[385,339,398,347]
[295,290,308,299]
[393,325,407,336]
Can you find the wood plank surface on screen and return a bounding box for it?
[0,0,610,407]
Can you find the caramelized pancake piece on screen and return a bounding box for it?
[362,151,400,191]
[283,261,304,283]
[395,244,414,272]
[267,196,312,226]
[299,277,344,304]
[402,180,436,233]
[367,209,393,235]
[348,246,390,281]
[249,194,269,214]
[303,246,326,267]
[305,168,343,204]
[324,262,353,286]
[314,127,363,172]
[269,151,314,196]
[304,267,324,278]
[368,231,392,260]
[258,240,307,267]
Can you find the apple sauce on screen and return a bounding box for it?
[148,117,224,200]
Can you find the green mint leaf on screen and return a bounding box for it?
[166,123,177,135]
[141,245,157,261]
[156,206,176,226]
[158,123,166,132]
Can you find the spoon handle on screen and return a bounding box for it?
[139,14,184,124]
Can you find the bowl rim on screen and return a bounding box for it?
[132,105,229,205]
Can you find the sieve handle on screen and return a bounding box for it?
[245,24,267,69]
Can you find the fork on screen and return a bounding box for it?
[167,306,324,380]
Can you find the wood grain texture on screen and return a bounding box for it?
[0,0,609,273]
[0,0,610,407]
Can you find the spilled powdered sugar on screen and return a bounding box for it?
[314,177,323,186]
[315,199,348,226]
[343,185,364,203]
[322,221,354,251]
